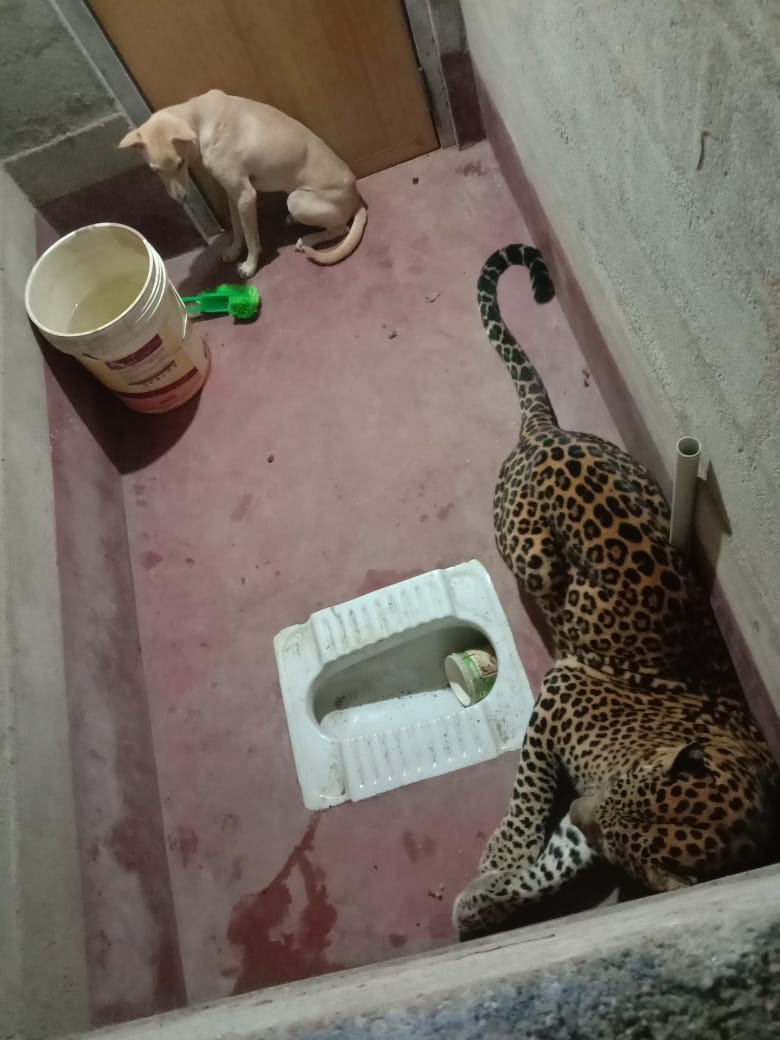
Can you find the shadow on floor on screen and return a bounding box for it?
[460,864,650,944]
[175,199,307,296]
[41,333,201,474]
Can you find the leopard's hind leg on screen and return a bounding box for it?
[494,449,569,646]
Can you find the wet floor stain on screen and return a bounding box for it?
[225,814,341,993]
[168,825,199,869]
[402,830,437,863]
[141,550,163,571]
[355,567,425,596]
[230,492,254,523]
[457,160,490,177]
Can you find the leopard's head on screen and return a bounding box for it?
[570,741,716,891]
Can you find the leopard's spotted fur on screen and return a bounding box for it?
[452,245,779,940]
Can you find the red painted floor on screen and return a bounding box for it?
[45,141,623,1023]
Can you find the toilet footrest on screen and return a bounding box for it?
[340,709,498,802]
[310,570,454,664]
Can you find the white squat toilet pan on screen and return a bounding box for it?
[274,560,533,810]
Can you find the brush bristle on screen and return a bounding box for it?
[227,295,260,320]
[219,284,260,320]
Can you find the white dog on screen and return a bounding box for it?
[119,89,367,278]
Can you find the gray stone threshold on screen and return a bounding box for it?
[63,865,779,1040]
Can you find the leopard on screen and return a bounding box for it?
[452,244,779,940]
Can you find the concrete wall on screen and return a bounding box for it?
[461,1,780,709]
[0,168,90,1037]
[0,0,135,203]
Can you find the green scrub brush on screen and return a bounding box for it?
[181,283,260,320]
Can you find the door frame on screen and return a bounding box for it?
[402,0,484,150]
[401,0,456,148]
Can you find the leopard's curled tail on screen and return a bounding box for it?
[478,244,557,426]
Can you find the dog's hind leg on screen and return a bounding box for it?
[295,225,350,250]
[287,186,366,265]
[287,187,351,226]
[287,188,353,250]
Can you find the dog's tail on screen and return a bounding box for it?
[300,205,367,266]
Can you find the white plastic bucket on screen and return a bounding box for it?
[25,223,209,414]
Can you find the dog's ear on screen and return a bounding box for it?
[171,127,197,147]
[171,127,197,158]
[118,128,145,151]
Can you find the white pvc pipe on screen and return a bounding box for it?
[669,436,702,553]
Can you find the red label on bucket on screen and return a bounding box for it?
[118,366,199,401]
[105,334,162,370]
[115,362,206,414]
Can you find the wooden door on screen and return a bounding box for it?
[89,0,438,185]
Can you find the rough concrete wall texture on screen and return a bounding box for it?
[0,0,135,201]
[0,169,90,1037]
[0,0,118,155]
[303,927,780,1039]
[460,0,780,693]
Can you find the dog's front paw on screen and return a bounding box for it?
[294,237,306,253]
[237,256,259,279]
[221,243,242,263]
